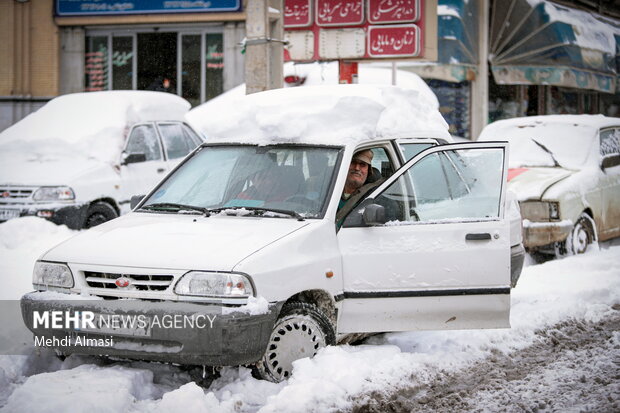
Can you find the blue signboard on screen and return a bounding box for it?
[56,0,241,16]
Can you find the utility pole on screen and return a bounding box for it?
[471,0,489,140]
[245,0,284,94]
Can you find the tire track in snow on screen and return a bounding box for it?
[352,308,620,413]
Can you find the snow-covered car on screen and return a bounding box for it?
[22,85,514,383]
[479,115,620,259]
[0,91,201,229]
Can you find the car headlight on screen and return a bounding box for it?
[33,186,75,202]
[174,271,254,297]
[33,261,74,289]
[519,201,560,221]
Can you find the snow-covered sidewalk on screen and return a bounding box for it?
[0,218,618,412]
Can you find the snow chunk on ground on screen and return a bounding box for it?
[2,364,156,413]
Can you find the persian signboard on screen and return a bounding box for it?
[284,0,313,28]
[284,0,426,60]
[368,0,420,24]
[368,25,420,57]
[316,0,364,26]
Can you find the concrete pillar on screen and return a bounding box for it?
[471,0,489,140]
[60,27,85,94]
[245,0,283,94]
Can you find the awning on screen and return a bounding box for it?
[490,0,620,93]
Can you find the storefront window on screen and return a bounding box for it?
[182,35,201,107]
[85,30,227,103]
[112,37,133,90]
[205,33,224,101]
[85,36,108,91]
[427,79,471,139]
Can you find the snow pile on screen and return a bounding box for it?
[0,217,76,300]
[0,91,190,165]
[187,84,449,146]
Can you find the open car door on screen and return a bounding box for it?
[337,142,511,334]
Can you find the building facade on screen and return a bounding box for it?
[0,0,246,131]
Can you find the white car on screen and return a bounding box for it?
[0,91,202,229]
[479,115,620,258]
[22,85,514,383]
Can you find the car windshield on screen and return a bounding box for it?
[489,123,596,169]
[141,145,342,218]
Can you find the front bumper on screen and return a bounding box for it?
[522,219,573,249]
[21,292,282,366]
[0,203,88,229]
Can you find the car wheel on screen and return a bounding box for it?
[83,202,118,229]
[554,213,595,257]
[254,302,335,382]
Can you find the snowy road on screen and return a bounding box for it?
[0,218,618,412]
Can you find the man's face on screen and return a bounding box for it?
[345,159,369,191]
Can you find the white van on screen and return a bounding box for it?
[22,85,515,383]
[0,91,201,229]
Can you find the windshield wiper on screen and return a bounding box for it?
[140,202,209,215]
[208,206,305,221]
[531,138,562,168]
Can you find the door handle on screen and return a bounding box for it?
[157,168,166,173]
[465,233,492,241]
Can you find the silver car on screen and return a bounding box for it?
[479,115,620,259]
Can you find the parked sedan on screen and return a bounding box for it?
[479,115,620,258]
[0,91,202,229]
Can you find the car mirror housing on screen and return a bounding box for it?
[363,204,387,226]
[122,152,147,165]
[601,154,620,170]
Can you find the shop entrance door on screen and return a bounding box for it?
[138,33,177,93]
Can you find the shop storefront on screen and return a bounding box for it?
[56,0,246,107]
[401,0,620,139]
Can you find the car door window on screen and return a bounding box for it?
[399,142,435,161]
[368,147,505,223]
[159,123,196,160]
[126,124,162,161]
[600,128,620,157]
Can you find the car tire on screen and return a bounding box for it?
[83,202,118,229]
[254,301,335,382]
[554,213,595,257]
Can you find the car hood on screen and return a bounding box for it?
[507,167,574,201]
[0,156,111,186]
[41,212,310,271]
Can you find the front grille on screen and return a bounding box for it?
[84,271,174,291]
[0,186,34,200]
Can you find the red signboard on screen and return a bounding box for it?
[284,0,426,60]
[315,0,364,26]
[368,0,420,24]
[284,0,313,28]
[368,24,420,57]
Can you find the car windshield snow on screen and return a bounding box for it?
[140,145,342,218]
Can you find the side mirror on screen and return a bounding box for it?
[362,204,387,226]
[130,195,145,210]
[601,154,620,170]
[122,152,147,165]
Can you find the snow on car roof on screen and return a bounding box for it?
[0,91,190,164]
[479,114,620,169]
[187,84,450,147]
